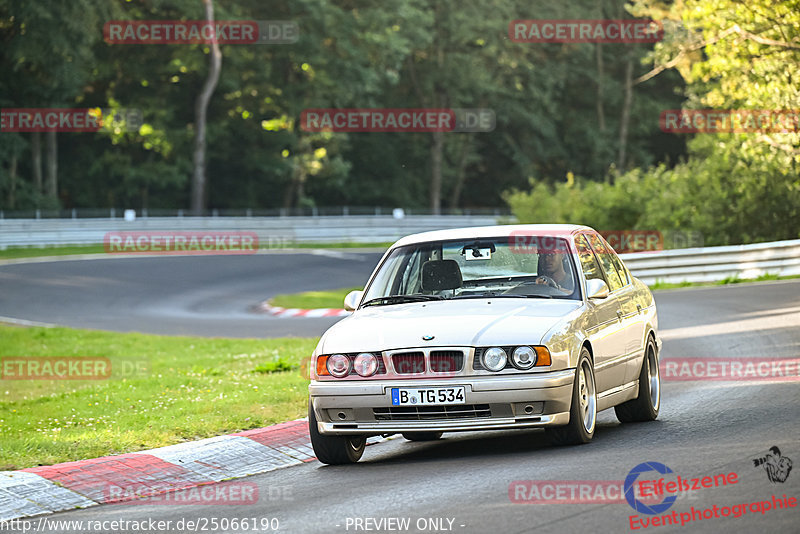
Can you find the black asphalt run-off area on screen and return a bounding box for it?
[0,251,384,337]
[2,254,799,533]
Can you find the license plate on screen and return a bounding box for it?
[391,386,466,406]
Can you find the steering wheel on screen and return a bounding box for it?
[535,275,559,288]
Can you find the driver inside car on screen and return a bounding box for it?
[535,251,575,293]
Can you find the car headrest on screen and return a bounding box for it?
[421,260,463,291]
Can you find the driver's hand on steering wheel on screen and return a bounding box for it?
[535,275,558,288]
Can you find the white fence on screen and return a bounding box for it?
[1,217,798,284]
[621,239,800,285]
[0,215,505,248]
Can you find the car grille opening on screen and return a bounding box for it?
[392,352,426,374]
[430,351,464,373]
[373,404,491,421]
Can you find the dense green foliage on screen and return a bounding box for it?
[1,0,683,212]
[508,0,800,245]
[1,0,797,244]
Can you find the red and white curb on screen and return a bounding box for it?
[0,419,391,522]
[256,301,350,318]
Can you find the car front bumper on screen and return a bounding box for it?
[309,369,575,436]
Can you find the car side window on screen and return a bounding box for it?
[575,235,604,283]
[585,233,624,292]
[608,248,630,286]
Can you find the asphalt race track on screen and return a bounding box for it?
[3,254,799,533]
[0,251,383,337]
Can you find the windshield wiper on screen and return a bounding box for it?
[453,293,553,299]
[361,294,444,308]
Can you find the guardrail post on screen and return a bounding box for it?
[71,209,77,219]
[35,209,41,219]
[343,206,349,216]
[246,208,252,218]
[178,209,183,218]
[142,208,148,219]
[110,208,115,219]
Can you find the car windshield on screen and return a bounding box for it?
[362,236,580,306]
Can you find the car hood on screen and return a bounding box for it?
[319,298,583,353]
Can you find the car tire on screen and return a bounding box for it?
[546,347,596,445]
[308,402,366,464]
[615,337,660,423]
[402,432,443,442]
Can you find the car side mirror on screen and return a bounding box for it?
[586,279,610,299]
[343,290,363,311]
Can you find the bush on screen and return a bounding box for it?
[505,136,800,247]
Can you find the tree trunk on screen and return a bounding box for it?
[617,58,634,174]
[430,129,444,214]
[448,135,472,210]
[191,0,223,215]
[428,4,447,215]
[8,153,17,209]
[595,43,606,134]
[31,132,42,195]
[281,177,297,210]
[45,130,58,202]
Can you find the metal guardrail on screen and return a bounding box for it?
[621,239,800,285]
[0,206,510,219]
[0,215,507,247]
[1,217,797,284]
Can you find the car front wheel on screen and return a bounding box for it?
[308,402,366,464]
[546,347,596,445]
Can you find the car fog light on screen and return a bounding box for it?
[353,352,378,377]
[512,346,536,369]
[327,354,351,378]
[482,347,507,371]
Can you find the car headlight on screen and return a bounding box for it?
[512,346,537,369]
[353,352,378,377]
[482,347,507,372]
[326,354,351,378]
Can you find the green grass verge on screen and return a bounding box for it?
[0,245,107,260]
[649,273,800,290]
[0,242,390,261]
[269,288,362,309]
[287,242,391,249]
[0,325,316,469]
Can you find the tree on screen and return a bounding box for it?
[190,0,222,214]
